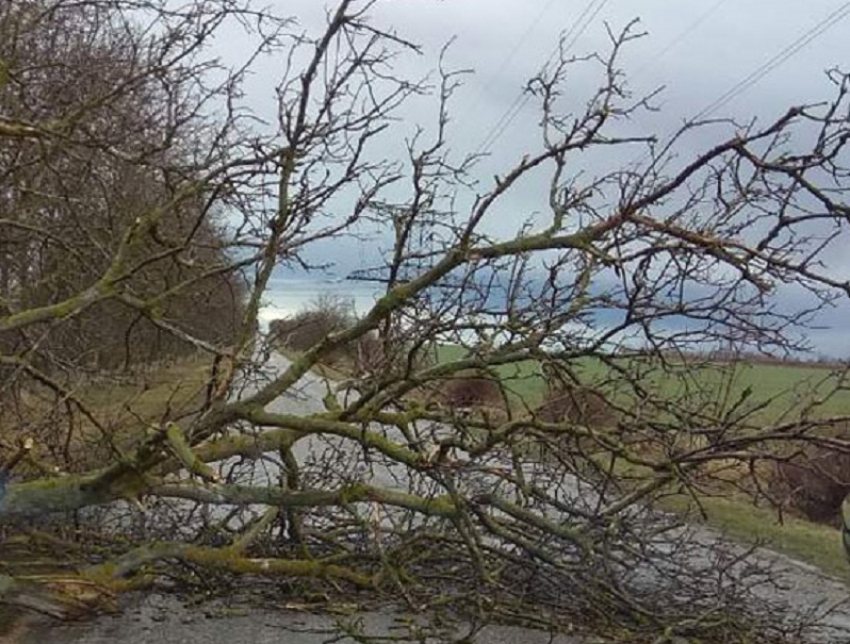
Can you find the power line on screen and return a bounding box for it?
[475,0,610,155]
[692,1,850,121]
[475,0,613,156]
[626,1,850,171]
[631,0,730,82]
[458,0,560,127]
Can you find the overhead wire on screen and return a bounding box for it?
[475,0,609,155]
[474,0,613,156]
[630,0,731,82]
[458,0,560,127]
[472,1,850,170]
[692,0,850,121]
[623,1,850,172]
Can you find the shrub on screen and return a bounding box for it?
[416,371,508,422]
[269,296,390,376]
[353,331,384,377]
[439,375,503,409]
[269,296,356,362]
[529,383,618,466]
[534,386,616,427]
[769,448,850,525]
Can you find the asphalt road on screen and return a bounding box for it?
[14,593,587,644]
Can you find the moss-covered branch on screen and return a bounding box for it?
[0,573,114,620]
[0,472,118,518]
[180,428,300,470]
[150,481,458,518]
[87,542,376,589]
[0,427,299,519]
[239,407,425,468]
[164,423,220,483]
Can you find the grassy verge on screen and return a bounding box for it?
[76,357,210,453]
[0,355,212,633]
[0,355,212,475]
[437,344,850,422]
[81,357,210,418]
[438,344,850,576]
[662,494,845,576]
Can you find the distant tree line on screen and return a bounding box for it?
[661,348,847,369]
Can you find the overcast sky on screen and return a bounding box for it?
[238,0,849,162]
[221,1,850,354]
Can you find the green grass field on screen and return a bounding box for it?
[435,344,850,577]
[664,494,846,576]
[1,356,212,471]
[435,344,850,424]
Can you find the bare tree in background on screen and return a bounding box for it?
[2,2,850,642]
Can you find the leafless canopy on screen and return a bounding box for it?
[2,2,850,641]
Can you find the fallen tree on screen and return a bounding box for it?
[2,1,850,642]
